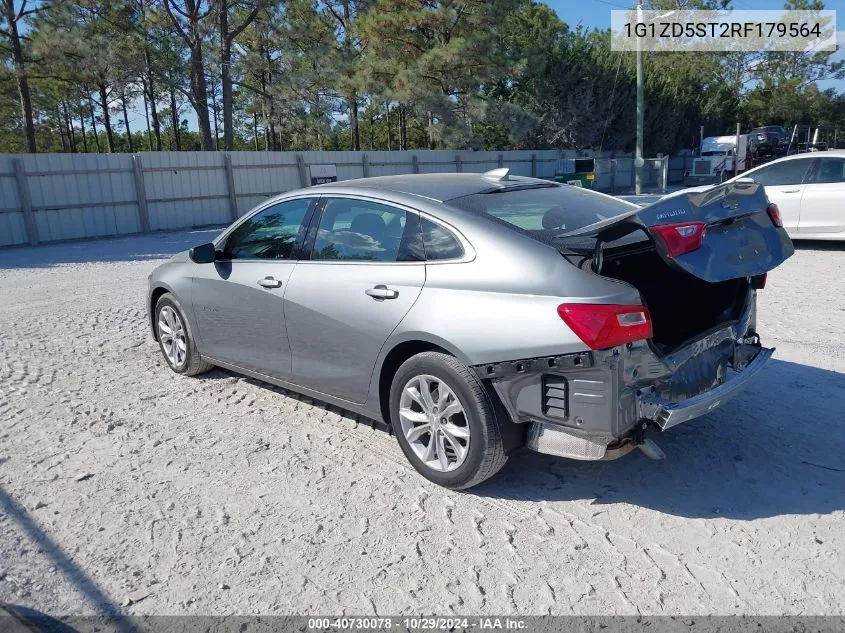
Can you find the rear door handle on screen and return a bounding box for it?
[257,276,282,289]
[365,284,399,300]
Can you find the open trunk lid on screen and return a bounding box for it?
[559,180,795,283]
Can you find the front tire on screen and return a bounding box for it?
[154,293,213,376]
[389,351,507,489]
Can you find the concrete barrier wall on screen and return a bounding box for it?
[0,149,669,247]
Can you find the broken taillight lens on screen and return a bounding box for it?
[558,303,653,350]
[767,203,783,227]
[651,222,707,257]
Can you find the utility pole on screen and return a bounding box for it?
[635,0,644,194]
[734,121,740,178]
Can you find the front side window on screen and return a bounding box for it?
[747,160,811,186]
[223,198,313,260]
[311,198,423,262]
[811,158,845,184]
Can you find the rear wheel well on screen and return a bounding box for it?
[378,341,447,425]
[149,287,169,340]
[377,340,526,453]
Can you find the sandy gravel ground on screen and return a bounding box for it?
[0,228,843,617]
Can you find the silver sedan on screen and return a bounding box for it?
[147,169,793,489]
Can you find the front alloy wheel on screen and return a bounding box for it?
[399,374,470,472]
[158,305,187,368]
[154,292,213,376]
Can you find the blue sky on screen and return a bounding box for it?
[545,0,845,92]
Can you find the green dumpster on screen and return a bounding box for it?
[554,158,596,188]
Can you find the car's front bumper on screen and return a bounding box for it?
[474,293,771,460]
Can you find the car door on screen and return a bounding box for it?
[797,156,845,234]
[191,196,316,378]
[744,158,813,233]
[284,196,426,404]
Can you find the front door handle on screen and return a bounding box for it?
[365,284,399,300]
[257,276,282,289]
[778,188,800,193]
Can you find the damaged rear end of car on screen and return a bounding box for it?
[463,180,794,461]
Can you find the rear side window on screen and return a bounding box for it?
[311,198,423,262]
[811,158,845,184]
[748,160,810,186]
[448,185,634,236]
[421,218,463,260]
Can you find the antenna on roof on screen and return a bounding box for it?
[482,167,510,181]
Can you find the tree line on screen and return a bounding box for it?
[1,0,843,155]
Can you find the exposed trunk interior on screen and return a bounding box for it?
[600,243,749,352]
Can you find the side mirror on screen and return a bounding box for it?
[189,242,216,264]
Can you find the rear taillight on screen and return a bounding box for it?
[752,273,767,289]
[767,203,783,227]
[651,222,707,257]
[558,303,653,350]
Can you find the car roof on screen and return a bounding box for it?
[307,172,555,203]
[751,149,845,165]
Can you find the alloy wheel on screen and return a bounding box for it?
[158,305,187,368]
[399,374,470,472]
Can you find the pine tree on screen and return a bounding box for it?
[161,0,216,150]
[1,0,43,152]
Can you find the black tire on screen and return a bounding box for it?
[154,293,213,376]
[389,351,507,489]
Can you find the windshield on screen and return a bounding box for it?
[447,185,636,237]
